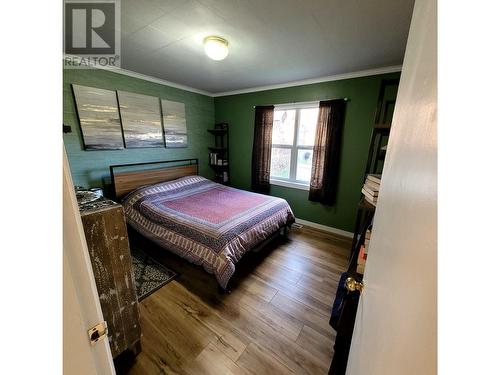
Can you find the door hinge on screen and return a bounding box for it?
[88,321,108,345]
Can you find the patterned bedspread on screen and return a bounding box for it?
[122,176,295,288]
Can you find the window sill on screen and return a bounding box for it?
[270,179,310,191]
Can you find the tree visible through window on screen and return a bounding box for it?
[270,105,319,186]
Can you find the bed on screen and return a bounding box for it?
[110,159,295,289]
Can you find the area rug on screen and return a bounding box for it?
[131,248,178,301]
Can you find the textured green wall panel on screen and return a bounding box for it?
[63,69,214,193]
[214,73,400,232]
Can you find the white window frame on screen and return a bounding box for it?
[270,101,319,191]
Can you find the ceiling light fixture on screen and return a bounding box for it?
[204,36,229,61]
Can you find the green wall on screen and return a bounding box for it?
[63,68,399,232]
[214,73,400,232]
[63,69,214,193]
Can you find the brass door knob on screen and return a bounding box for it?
[345,277,364,292]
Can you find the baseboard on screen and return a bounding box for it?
[294,218,354,239]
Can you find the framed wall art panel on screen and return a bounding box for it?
[161,99,188,148]
[72,84,124,150]
[117,91,164,148]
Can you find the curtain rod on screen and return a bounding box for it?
[253,97,349,109]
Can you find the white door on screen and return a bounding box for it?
[63,147,115,375]
[346,0,437,374]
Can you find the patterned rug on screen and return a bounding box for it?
[131,248,178,301]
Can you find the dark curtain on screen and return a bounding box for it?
[251,105,275,193]
[309,99,346,205]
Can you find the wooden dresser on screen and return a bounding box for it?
[77,195,141,358]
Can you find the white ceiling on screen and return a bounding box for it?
[120,0,414,94]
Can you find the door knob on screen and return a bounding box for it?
[345,277,364,292]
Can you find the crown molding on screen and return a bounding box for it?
[104,66,213,96]
[63,55,213,96]
[212,65,402,97]
[63,55,401,97]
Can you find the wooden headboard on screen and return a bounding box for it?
[109,159,199,201]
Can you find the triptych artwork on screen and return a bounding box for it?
[72,84,188,150]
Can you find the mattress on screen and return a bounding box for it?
[122,175,295,288]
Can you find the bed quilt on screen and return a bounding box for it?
[122,176,295,288]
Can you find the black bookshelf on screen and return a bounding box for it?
[350,78,399,256]
[208,123,229,185]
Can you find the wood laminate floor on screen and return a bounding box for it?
[121,226,350,375]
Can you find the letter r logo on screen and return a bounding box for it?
[65,2,116,54]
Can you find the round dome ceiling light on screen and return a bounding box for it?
[204,36,229,61]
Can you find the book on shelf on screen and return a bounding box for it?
[359,245,367,261]
[356,245,367,274]
[362,185,379,196]
[364,228,371,253]
[362,188,378,203]
[356,263,365,274]
[363,194,378,205]
[362,173,380,205]
[362,187,377,198]
[357,245,367,265]
[210,153,227,166]
[366,174,382,185]
[365,229,371,240]
[214,159,228,166]
[364,180,380,192]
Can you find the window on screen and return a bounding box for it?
[270,103,319,190]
